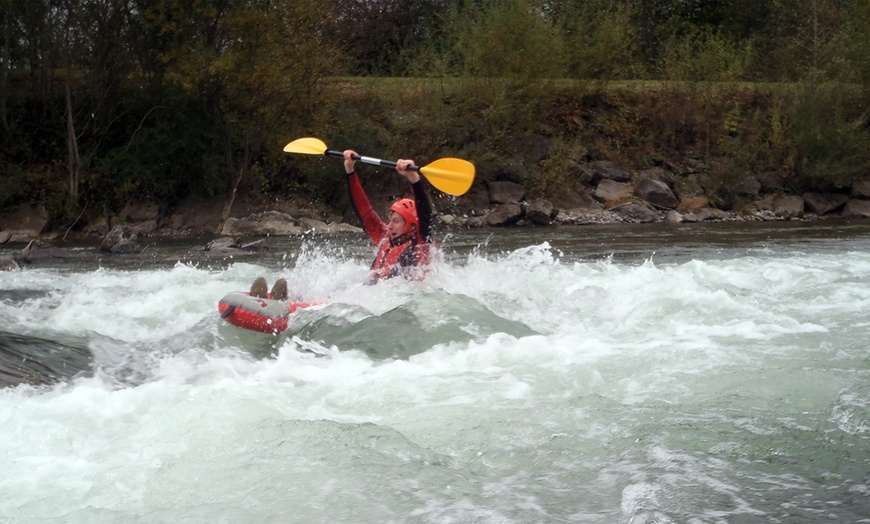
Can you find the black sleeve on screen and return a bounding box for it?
[411,180,435,243]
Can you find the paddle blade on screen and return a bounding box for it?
[283,137,328,155]
[419,158,476,196]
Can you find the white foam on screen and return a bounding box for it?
[2,239,870,521]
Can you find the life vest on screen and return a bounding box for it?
[370,233,430,283]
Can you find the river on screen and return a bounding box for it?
[1,220,869,522]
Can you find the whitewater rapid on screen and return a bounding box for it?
[1,223,869,522]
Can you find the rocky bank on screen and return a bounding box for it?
[2,154,870,267]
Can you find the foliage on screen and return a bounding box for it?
[785,84,870,188]
[658,28,751,82]
[557,1,639,80]
[2,0,870,222]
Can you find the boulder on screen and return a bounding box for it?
[101,225,141,254]
[594,179,633,204]
[851,179,870,199]
[751,195,774,213]
[678,196,710,213]
[674,174,706,199]
[0,203,48,243]
[0,255,19,271]
[202,237,270,254]
[240,239,269,251]
[842,199,870,218]
[205,237,242,252]
[694,207,730,221]
[636,167,675,188]
[635,178,679,209]
[18,240,78,263]
[734,176,762,198]
[485,203,524,226]
[298,218,361,235]
[583,160,631,184]
[221,211,301,236]
[526,198,555,225]
[664,210,683,223]
[487,181,526,204]
[548,188,602,212]
[772,195,804,217]
[612,201,660,223]
[802,192,849,215]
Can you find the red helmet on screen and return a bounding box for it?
[389,198,418,234]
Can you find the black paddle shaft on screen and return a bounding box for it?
[324,149,421,172]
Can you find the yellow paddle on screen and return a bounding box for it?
[284,137,475,196]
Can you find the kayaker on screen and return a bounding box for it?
[344,149,436,283]
[249,150,436,298]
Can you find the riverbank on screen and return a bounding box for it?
[2,189,869,271]
[2,182,870,247]
[4,148,870,248]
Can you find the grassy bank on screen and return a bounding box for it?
[288,77,869,214]
[3,77,869,233]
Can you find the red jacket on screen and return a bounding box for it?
[347,172,435,282]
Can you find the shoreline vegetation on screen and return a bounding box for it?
[2,0,869,258]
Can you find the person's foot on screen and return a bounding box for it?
[270,278,288,301]
[250,277,268,298]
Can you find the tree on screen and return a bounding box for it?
[555,1,638,80]
[330,0,448,76]
[144,0,341,232]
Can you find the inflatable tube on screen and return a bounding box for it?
[218,291,316,334]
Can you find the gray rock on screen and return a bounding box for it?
[17,240,77,263]
[842,199,870,218]
[221,211,301,236]
[0,203,48,243]
[594,179,633,204]
[487,181,526,204]
[802,192,849,215]
[735,175,762,197]
[637,167,676,188]
[851,179,870,199]
[583,160,631,184]
[675,174,706,199]
[613,201,660,223]
[694,207,730,221]
[240,239,269,251]
[772,195,804,217]
[0,255,19,271]
[202,237,270,254]
[635,178,679,209]
[101,225,141,254]
[485,203,524,226]
[665,210,683,223]
[548,188,602,212]
[526,198,555,225]
[298,218,361,235]
[205,237,241,252]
